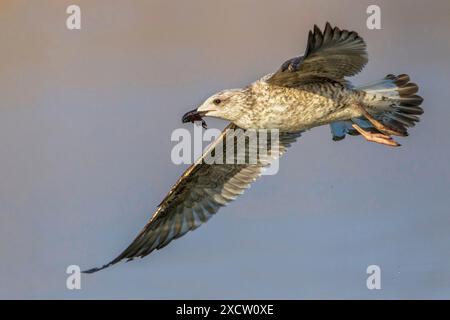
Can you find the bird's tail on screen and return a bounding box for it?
[357,74,424,135]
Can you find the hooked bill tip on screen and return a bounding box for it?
[181,109,208,129]
[182,109,204,123]
[182,109,196,123]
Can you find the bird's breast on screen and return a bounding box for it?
[235,81,357,131]
[256,91,348,131]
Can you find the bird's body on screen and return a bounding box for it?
[84,23,423,273]
[234,78,362,132]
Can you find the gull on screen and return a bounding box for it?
[84,23,423,273]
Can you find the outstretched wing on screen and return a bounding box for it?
[84,123,302,273]
[267,22,368,87]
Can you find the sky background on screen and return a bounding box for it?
[1,0,450,299]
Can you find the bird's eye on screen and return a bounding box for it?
[213,98,222,105]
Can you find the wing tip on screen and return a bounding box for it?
[313,24,321,34]
[82,263,113,274]
[82,256,126,274]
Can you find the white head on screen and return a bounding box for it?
[182,88,249,124]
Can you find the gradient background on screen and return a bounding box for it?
[1,0,449,299]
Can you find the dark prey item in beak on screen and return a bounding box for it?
[182,109,208,129]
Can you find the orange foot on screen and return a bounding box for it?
[352,124,401,147]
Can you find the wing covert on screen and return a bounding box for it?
[267,23,368,87]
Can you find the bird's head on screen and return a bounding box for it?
[182,89,249,126]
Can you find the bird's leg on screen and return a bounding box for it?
[354,103,406,137]
[351,123,401,147]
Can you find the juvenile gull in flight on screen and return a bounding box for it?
[84,23,423,273]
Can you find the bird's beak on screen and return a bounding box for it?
[181,108,206,124]
[182,103,218,123]
[182,107,210,129]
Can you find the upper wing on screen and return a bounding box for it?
[84,123,302,273]
[266,22,368,87]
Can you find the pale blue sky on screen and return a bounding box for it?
[0,0,449,299]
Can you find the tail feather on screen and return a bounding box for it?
[330,74,423,141]
[362,74,423,133]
